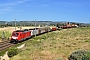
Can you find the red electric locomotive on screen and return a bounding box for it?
[10,30,31,43]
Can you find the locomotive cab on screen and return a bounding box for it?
[10,30,31,43]
[10,30,24,43]
[10,32,20,43]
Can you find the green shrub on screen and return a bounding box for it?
[68,50,88,60]
[82,51,90,60]
[8,48,19,58]
[0,30,11,39]
[0,50,7,56]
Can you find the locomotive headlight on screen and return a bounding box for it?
[12,36,18,39]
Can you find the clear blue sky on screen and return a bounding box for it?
[0,0,90,23]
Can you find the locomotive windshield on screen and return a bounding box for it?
[12,33,19,37]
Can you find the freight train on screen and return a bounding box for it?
[57,22,78,29]
[10,27,57,43]
[10,22,79,44]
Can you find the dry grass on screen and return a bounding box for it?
[9,27,90,60]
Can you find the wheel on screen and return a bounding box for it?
[13,40,18,44]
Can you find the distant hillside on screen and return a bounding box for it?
[0,21,90,27]
[0,21,7,25]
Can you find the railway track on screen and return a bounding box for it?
[0,40,15,52]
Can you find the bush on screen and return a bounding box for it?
[0,30,11,39]
[82,51,90,60]
[0,50,7,56]
[68,50,88,60]
[8,48,19,58]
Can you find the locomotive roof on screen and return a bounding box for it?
[24,29,29,31]
[15,30,24,32]
[16,30,31,32]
